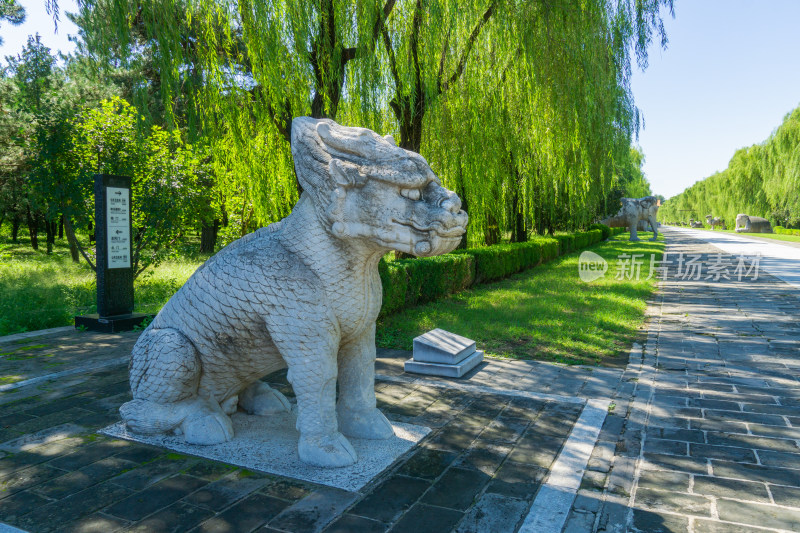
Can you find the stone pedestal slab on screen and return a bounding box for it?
[404,350,484,378]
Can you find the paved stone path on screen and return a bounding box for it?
[568,228,800,532]
[0,329,619,532]
[670,226,800,288]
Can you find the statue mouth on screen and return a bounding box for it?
[392,218,466,238]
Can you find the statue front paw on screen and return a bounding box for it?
[182,410,234,445]
[239,382,291,415]
[298,432,357,467]
[338,407,394,440]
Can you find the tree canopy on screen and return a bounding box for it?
[2,0,670,268]
[76,0,670,242]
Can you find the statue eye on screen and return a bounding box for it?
[400,188,422,201]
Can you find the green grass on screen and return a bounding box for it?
[2,229,664,367]
[376,233,664,366]
[682,227,800,243]
[0,233,205,336]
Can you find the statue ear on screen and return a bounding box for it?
[316,121,333,143]
[329,159,355,187]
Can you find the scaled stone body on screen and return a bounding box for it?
[120,117,468,467]
[601,196,660,241]
[735,214,773,233]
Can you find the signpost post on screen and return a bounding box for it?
[75,174,151,332]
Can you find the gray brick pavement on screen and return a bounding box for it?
[569,229,800,533]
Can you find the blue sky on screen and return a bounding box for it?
[631,0,800,198]
[3,1,800,200]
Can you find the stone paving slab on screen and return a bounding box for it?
[0,348,593,532]
[0,329,140,392]
[568,228,800,533]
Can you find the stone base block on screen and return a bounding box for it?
[404,350,484,378]
[74,313,152,333]
[101,410,429,492]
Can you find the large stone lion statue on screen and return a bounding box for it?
[601,196,659,241]
[120,117,468,467]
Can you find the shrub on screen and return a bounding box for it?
[378,253,474,316]
[589,223,611,240]
[774,226,800,236]
[555,234,575,254]
[378,228,613,317]
[464,238,558,283]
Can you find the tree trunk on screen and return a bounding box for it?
[26,205,39,251]
[510,188,527,243]
[484,213,500,246]
[12,218,20,243]
[62,214,80,263]
[58,217,64,239]
[456,171,469,250]
[45,219,55,254]
[200,219,220,254]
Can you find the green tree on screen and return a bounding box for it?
[0,0,25,46]
[73,0,672,247]
[71,97,212,276]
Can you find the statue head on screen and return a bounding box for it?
[291,117,468,257]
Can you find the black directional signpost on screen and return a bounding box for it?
[75,174,151,332]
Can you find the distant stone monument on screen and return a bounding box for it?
[404,329,484,377]
[735,214,773,233]
[705,215,724,230]
[119,117,468,467]
[601,196,659,241]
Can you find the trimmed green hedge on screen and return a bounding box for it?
[378,227,614,317]
[773,226,800,236]
[589,223,612,240]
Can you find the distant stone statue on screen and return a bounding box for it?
[705,215,724,230]
[119,117,468,467]
[735,214,773,233]
[601,196,659,241]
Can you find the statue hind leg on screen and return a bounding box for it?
[120,327,234,445]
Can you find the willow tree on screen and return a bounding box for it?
[419,0,670,238]
[78,0,672,240]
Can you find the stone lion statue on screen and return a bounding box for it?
[601,196,659,241]
[735,214,772,233]
[705,215,724,230]
[120,117,468,467]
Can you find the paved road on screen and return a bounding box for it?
[568,228,800,532]
[666,226,800,289]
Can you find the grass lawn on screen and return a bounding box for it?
[0,234,205,336]
[2,229,665,368]
[376,232,664,367]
